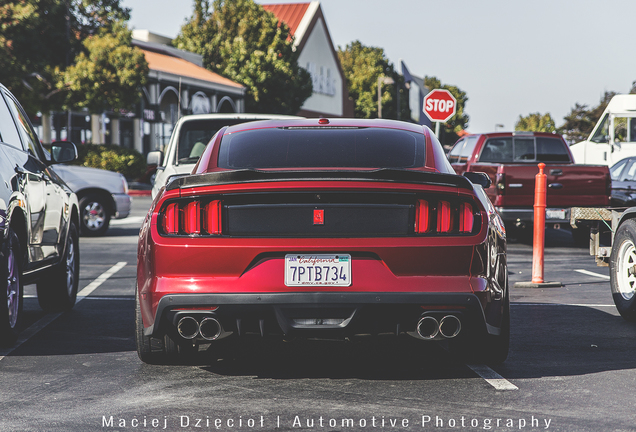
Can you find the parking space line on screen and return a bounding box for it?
[110,216,145,226]
[512,303,615,307]
[0,261,127,362]
[467,364,518,391]
[574,269,610,280]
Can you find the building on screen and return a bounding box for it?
[263,1,354,118]
[40,30,245,155]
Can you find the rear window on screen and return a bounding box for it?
[479,136,570,163]
[217,127,426,169]
[177,119,260,164]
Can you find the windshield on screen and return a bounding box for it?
[217,127,426,169]
[177,119,261,164]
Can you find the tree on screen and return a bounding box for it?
[59,22,148,113]
[515,112,556,132]
[174,0,312,114]
[0,0,134,116]
[337,40,409,120]
[423,76,469,145]
[558,91,616,144]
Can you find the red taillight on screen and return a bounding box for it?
[437,201,452,232]
[161,199,222,235]
[183,201,201,234]
[203,200,222,235]
[415,199,430,233]
[415,199,476,235]
[459,202,474,233]
[162,203,179,234]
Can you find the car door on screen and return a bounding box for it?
[2,90,67,260]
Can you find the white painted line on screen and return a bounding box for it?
[574,269,610,280]
[512,303,615,307]
[110,216,145,226]
[77,262,127,298]
[0,262,127,361]
[468,364,518,391]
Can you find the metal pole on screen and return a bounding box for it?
[435,121,440,137]
[377,76,382,118]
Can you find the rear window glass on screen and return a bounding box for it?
[217,127,426,169]
[535,137,571,162]
[177,119,260,164]
[478,136,570,163]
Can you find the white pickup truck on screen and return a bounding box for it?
[148,114,301,199]
[570,94,636,166]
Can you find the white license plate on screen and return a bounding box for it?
[285,254,351,286]
[546,209,566,220]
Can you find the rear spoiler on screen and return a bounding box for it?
[166,168,475,191]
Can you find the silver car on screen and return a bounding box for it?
[148,114,302,199]
[51,164,132,236]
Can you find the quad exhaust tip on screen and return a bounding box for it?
[176,316,223,341]
[416,315,461,340]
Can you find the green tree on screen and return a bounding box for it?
[337,40,409,120]
[0,0,133,116]
[515,112,556,132]
[59,22,148,113]
[423,76,469,145]
[558,91,616,144]
[174,0,312,114]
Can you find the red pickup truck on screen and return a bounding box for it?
[448,131,610,242]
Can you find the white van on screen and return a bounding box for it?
[147,114,301,199]
[570,94,636,166]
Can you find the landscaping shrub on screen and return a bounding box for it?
[71,144,146,180]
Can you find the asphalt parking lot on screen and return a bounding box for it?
[0,195,634,432]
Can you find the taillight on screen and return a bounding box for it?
[414,199,430,233]
[162,203,179,234]
[437,201,452,232]
[415,199,477,235]
[459,202,473,233]
[160,199,222,236]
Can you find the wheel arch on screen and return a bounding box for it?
[8,206,28,267]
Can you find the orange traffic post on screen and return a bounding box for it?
[532,163,547,283]
[514,163,562,288]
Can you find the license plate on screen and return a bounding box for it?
[285,254,351,286]
[546,209,566,220]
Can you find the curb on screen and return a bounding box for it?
[129,190,152,196]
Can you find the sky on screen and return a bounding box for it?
[121,0,636,134]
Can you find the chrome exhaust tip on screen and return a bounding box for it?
[199,317,222,341]
[439,315,461,339]
[416,316,439,340]
[177,316,199,340]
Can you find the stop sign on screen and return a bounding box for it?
[423,89,457,122]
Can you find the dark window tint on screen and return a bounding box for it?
[177,119,264,164]
[622,159,636,181]
[4,93,43,159]
[479,138,512,162]
[218,127,425,169]
[536,137,571,162]
[0,93,23,150]
[513,138,535,161]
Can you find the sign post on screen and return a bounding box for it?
[423,89,457,137]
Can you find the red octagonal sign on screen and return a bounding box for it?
[423,89,457,122]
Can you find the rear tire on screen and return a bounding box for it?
[37,222,79,312]
[610,219,636,321]
[135,288,165,364]
[0,228,23,347]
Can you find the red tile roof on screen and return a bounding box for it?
[142,49,243,89]
[262,3,310,36]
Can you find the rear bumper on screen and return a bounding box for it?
[113,193,132,219]
[145,291,491,340]
[496,207,571,224]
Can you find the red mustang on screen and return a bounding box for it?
[136,119,509,364]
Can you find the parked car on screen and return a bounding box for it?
[136,118,509,365]
[608,156,636,207]
[50,164,131,236]
[148,113,302,199]
[448,131,610,243]
[0,83,80,346]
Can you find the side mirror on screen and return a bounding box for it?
[463,171,492,189]
[147,150,162,166]
[50,141,78,164]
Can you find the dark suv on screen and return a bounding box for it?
[0,84,81,346]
